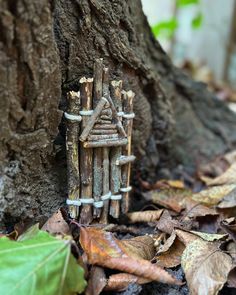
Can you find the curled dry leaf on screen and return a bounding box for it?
[189,231,228,242]
[143,188,192,213]
[126,210,163,223]
[176,229,232,295]
[217,187,236,209]
[139,178,185,190]
[200,163,236,186]
[198,156,230,181]
[155,210,180,235]
[192,184,236,206]
[122,235,156,260]
[85,266,107,295]
[155,232,185,268]
[184,200,218,219]
[104,273,150,292]
[225,241,236,288]
[227,267,236,289]
[79,227,182,286]
[42,210,70,235]
[220,217,236,242]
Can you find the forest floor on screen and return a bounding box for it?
[8,145,236,295]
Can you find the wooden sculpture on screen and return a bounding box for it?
[65,59,135,224]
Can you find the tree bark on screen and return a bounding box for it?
[1,0,236,228]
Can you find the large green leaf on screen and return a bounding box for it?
[0,225,86,295]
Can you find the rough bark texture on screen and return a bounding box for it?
[1,0,236,228]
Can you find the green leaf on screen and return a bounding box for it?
[151,18,178,39]
[177,0,199,7]
[191,13,203,29]
[0,225,86,295]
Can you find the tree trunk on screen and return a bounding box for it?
[1,0,236,228]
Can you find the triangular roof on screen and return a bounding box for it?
[79,96,126,145]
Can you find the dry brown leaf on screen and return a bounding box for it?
[155,210,180,235]
[201,163,236,186]
[220,217,236,242]
[126,210,163,223]
[85,266,107,295]
[156,232,185,268]
[143,188,192,213]
[226,241,236,263]
[79,227,182,286]
[176,229,232,295]
[139,178,185,190]
[184,200,218,219]
[225,241,236,288]
[104,273,150,292]
[42,210,70,235]
[198,150,236,184]
[122,235,156,260]
[192,184,236,206]
[189,231,228,242]
[217,187,236,209]
[227,267,236,289]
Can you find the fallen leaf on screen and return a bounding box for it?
[42,210,70,235]
[217,187,236,209]
[139,178,185,190]
[192,184,236,206]
[104,273,150,292]
[79,227,182,286]
[190,231,228,242]
[184,200,218,219]
[198,156,230,181]
[0,224,86,295]
[85,266,106,295]
[227,267,236,289]
[225,241,236,288]
[155,232,185,268]
[155,210,180,234]
[226,241,236,263]
[220,217,236,242]
[176,229,232,295]
[122,235,156,260]
[201,163,236,186]
[156,231,176,253]
[126,210,163,223]
[143,188,192,213]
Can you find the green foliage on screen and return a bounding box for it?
[152,18,178,38]
[191,12,203,29]
[151,0,203,39]
[0,225,86,295]
[177,0,199,6]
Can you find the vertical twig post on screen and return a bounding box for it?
[100,67,110,223]
[109,80,123,219]
[79,77,94,224]
[121,90,135,214]
[65,91,81,219]
[93,59,103,218]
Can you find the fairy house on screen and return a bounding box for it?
[64,59,135,224]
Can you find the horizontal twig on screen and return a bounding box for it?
[88,134,119,141]
[116,155,136,165]
[83,138,128,148]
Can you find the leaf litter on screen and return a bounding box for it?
[4,152,236,295]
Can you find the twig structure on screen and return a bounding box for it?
[65,59,135,223]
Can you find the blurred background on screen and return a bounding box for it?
[142,0,236,111]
